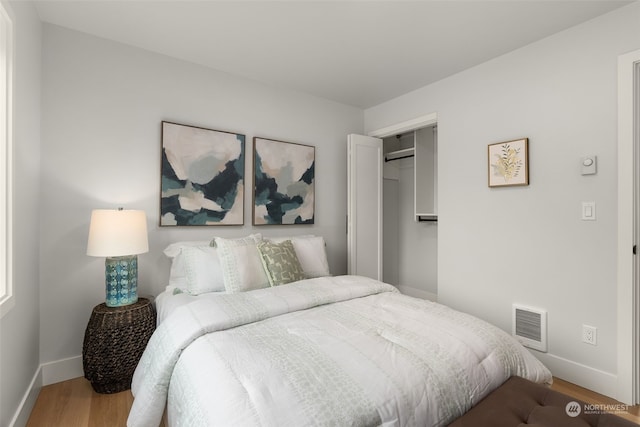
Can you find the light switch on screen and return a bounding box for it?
[582,202,596,220]
[581,156,597,175]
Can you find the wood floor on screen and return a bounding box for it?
[551,378,640,425]
[26,377,167,427]
[26,376,640,426]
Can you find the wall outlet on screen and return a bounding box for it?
[582,325,597,345]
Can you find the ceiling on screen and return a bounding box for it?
[33,0,633,108]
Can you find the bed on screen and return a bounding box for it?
[127,234,552,427]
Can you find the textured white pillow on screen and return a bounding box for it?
[267,235,330,278]
[163,240,213,291]
[181,245,225,294]
[164,240,225,295]
[216,234,270,293]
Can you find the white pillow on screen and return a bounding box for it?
[266,235,330,278]
[163,240,213,258]
[216,234,270,293]
[163,240,225,294]
[182,246,225,294]
[164,240,210,291]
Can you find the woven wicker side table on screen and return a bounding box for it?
[82,298,156,394]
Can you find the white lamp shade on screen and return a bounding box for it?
[87,209,149,257]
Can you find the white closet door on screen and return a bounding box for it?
[347,134,383,280]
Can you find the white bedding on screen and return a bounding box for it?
[129,275,551,427]
[154,286,211,325]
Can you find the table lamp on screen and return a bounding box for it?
[87,208,149,307]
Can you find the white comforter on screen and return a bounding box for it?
[128,275,551,427]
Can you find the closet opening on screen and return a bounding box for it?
[347,112,438,300]
[381,126,437,301]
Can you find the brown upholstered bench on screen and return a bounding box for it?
[448,376,638,426]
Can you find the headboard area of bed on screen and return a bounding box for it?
[160,233,330,294]
[154,234,331,324]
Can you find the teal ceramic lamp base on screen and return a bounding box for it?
[105,255,138,307]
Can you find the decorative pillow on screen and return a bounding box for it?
[257,240,305,286]
[267,235,330,278]
[216,234,270,293]
[163,240,218,292]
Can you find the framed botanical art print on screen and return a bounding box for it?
[488,138,529,187]
[160,121,245,226]
[253,137,315,225]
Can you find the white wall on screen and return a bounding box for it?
[0,1,42,426]
[365,3,640,397]
[40,25,362,376]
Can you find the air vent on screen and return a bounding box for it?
[512,304,547,352]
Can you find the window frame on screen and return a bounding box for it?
[0,0,14,318]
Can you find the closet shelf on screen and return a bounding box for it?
[385,147,415,162]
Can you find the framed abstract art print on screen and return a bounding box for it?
[253,137,315,225]
[160,121,245,226]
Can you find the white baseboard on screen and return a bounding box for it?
[396,285,437,301]
[532,351,618,399]
[8,356,83,427]
[41,355,83,386]
[8,366,41,427]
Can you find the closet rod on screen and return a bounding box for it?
[417,216,438,222]
[384,153,415,162]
